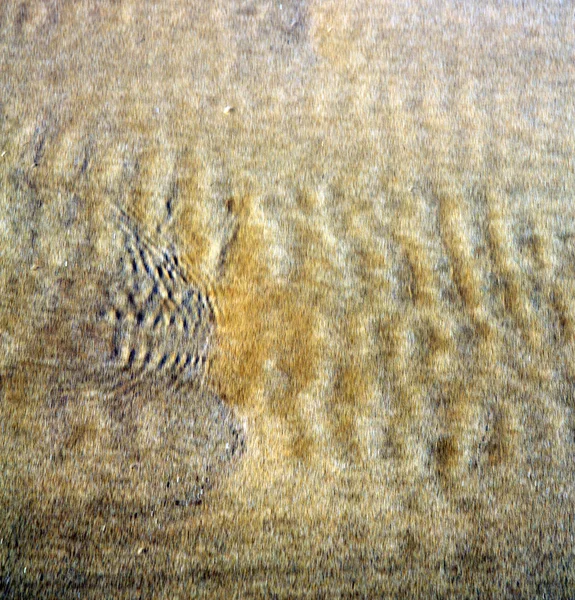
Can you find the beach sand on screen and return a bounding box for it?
[1,1,575,597]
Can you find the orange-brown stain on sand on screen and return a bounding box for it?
[208,193,323,462]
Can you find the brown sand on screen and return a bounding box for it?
[1,0,575,597]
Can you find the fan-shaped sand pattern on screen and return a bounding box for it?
[0,115,245,520]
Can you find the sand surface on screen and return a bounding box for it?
[1,1,575,597]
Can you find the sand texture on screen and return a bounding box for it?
[1,0,575,597]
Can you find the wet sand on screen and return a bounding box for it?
[1,1,575,597]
